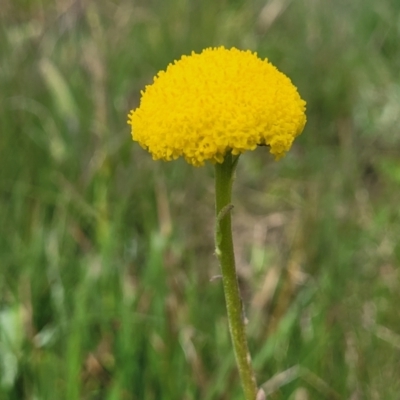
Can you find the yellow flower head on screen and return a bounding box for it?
[128,47,306,166]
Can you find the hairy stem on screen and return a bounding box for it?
[214,153,258,400]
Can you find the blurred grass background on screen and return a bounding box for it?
[1,0,400,399]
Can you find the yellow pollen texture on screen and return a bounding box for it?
[128,47,306,166]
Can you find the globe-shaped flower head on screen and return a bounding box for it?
[128,47,306,166]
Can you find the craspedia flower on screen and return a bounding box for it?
[128,46,306,167]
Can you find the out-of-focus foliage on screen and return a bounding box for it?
[1,0,400,399]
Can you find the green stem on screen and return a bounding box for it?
[214,153,258,400]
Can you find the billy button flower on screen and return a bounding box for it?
[128,46,306,166]
[127,47,306,400]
